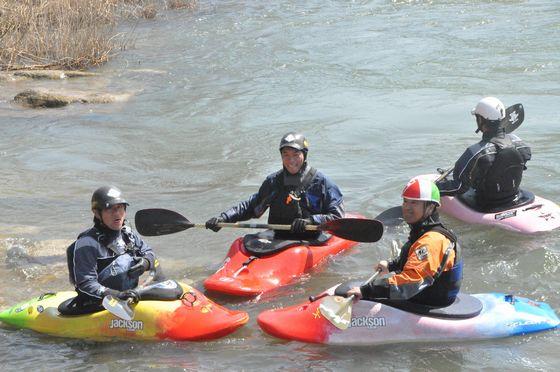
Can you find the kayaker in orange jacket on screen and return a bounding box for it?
[347,178,462,307]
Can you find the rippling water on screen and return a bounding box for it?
[1,1,559,370]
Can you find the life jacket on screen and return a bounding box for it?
[268,166,317,239]
[395,223,463,307]
[476,136,525,206]
[66,226,140,292]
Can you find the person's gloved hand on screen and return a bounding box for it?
[128,257,150,278]
[103,288,140,303]
[205,217,224,232]
[118,289,140,303]
[291,218,312,233]
[103,288,120,298]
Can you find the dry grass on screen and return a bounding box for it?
[0,0,121,70]
[0,0,196,71]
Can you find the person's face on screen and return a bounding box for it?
[95,204,126,231]
[402,198,429,224]
[475,115,491,133]
[281,147,305,175]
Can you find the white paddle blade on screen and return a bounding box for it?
[102,295,134,321]
[319,295,354,330]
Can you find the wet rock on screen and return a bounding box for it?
[14,89,132,108]
[14,90,70,108]
[13,70,97,80]
[0,70,97,81]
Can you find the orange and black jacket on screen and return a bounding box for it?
[360,218,462,307]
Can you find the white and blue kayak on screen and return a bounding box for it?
[258,284,559,345]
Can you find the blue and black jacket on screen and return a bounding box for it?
[66,221,156,303]
[220,163,344,238]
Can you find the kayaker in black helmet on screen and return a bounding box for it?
[436,97,531,210]
[58,186,164,315]
[205,132,345,240]
[347,178,462,307]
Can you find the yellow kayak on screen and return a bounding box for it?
[0,281,248,341]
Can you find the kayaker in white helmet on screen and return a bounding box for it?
[347,178,462,307]
[205,132,345,240]
[58,186,164,315]
[436,97,531,210]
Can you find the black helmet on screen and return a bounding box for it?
[91,186,129,211]
[279,132,309,153]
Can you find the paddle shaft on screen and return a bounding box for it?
[344,270,381,301]
[212,222,320,231]
[335,269,382,309]
[310,269,382,302]
[436,167,453,182]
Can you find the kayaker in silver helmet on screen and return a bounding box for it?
[436,97,531,210]
[347,178,463,307]
[205,132,345,240]
[58,186,164,315]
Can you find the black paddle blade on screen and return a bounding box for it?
[503,103,524,134]
[134,208,193,236]
[374,206,403,226]
[322,218,384,243]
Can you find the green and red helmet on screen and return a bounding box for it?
[402,177,441,207]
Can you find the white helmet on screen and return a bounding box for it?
[471,97,505,121]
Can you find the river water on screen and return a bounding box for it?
[1,0,559,370]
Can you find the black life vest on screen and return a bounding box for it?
[268,166,318,239]
[477,137,525,206]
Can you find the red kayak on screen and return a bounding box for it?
[204,214,364,296]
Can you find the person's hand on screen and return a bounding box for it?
[128,257,149,277]
[103,288,139,303]
[376,260,389,275]
[291,218,311,233]
[117,289,140,303]
[205,217,224,232]
[346,287,363,300]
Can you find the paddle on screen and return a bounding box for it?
[102,295,134,321]
[134,208,384,243]
[374,168,452,224]
[374,103,524,224]
[101,279,186,320]
[502,103,524,134]
[318,269,382,330]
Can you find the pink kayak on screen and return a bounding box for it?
[421,174,560,234]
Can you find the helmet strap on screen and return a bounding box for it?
[92,207,116,230]
[93,208,102,221]
[420,202,437,222]
[475,115,483,133]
